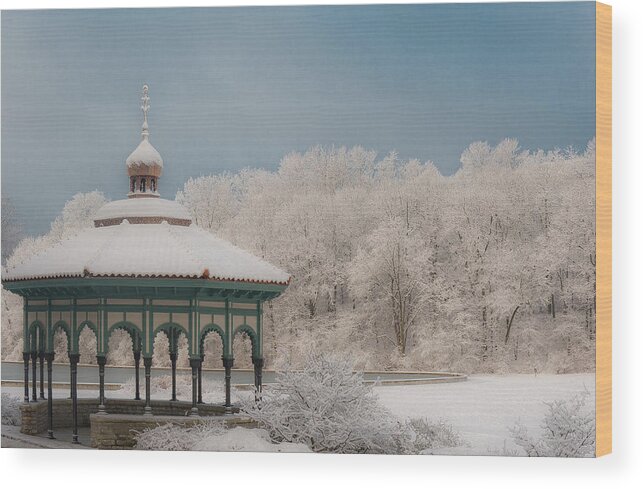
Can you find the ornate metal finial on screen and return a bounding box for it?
[141,84,150,140]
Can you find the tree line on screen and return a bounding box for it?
[2,138,596,373]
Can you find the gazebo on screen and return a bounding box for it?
[1,85,290,443]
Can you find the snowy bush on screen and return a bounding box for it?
[241,352,460,454]
[509,391,595,457]
[404,417,462,453]
[1,393,22,426]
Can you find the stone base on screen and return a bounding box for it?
[20,398,238,435]
[90,413,253,449]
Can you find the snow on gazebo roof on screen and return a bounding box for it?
[3,222,291,285]
[126,138,164,168]
[94,198,191,223]
[3,84,291,288]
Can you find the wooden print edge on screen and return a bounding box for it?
[595,1,612,458]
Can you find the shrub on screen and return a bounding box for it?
[509,391,595,457]
[241,351,461,454]
[405,417,462,453]
[1,392,22,426]
[134,419,226,451]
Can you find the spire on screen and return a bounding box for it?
[127,84,163,198]
[141,84,150,141]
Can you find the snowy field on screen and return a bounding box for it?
[2,373,595,455]
[375,373,595,455]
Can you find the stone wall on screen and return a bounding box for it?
[20,398,234,435]
[90,413,253,449]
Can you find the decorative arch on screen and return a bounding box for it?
[28,320,46,352]
[233,324,258,358]
[78,320,97,337]
[154,322,189,338]
[107,321,141,350]
[154,322,190,356]
[199,323,226,356]
[51,320,71,352]
[75,320,98,353]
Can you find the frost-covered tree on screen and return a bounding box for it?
[2,140,596,375]
[2,191,107,363]
[1,197,23,263]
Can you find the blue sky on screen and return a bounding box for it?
[2,3,596,236]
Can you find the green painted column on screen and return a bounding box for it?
[198,353,204,404]
[69,353,80,444]
[256,301,263,358]
[31,350,38,402]
[22,299,29,403]
[223,357,234,411]
[45,352,55,439]
[169,328,178,401]
[133,348,141,401]
[189,358,200,416]
[143,357,152,415]
[39,351,45,399]
[252,357,264,402]
[97,355,107,413]
[223,299,233,411]
[22,352,29,403]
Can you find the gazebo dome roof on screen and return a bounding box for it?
[2,84,291,288]
[94,198,191,226]
[2,222,291,286]
[126,139,164,169]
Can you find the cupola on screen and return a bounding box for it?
[126,84,163,197]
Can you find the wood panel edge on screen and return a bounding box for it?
[595,0,612,458]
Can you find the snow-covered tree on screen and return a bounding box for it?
[1,197,23,263]
[2,140,596,375]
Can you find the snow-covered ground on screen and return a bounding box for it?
[2,373,595,455]
[374,373,595,455]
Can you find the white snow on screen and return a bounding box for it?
[2,373,594,455]
[116,374,229,404]
[3,221,291,285]
[94,198,191,222]
[374,373,595,455]
[192,427,311,453]
[126,139,163,168]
